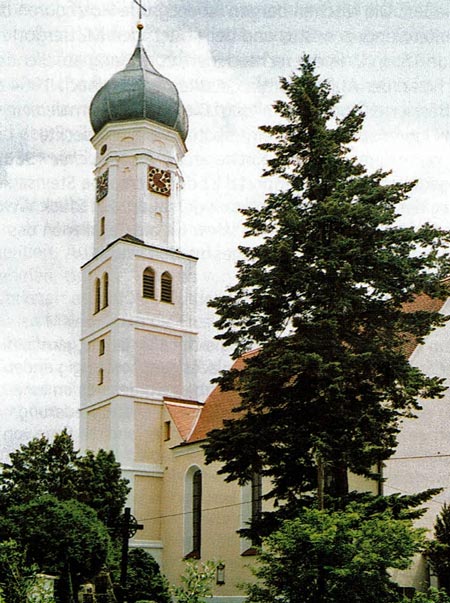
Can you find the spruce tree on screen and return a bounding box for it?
[428,503,450,593]
[204,57,450,521]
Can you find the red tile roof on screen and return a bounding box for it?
[164,398,203,441]
[188,351,257,443]
[401,293,447,357]
[186,293,448,444]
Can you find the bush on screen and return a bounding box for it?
[121,548,170,603]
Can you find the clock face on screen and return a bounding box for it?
[96,170,109,202]
[148,166,171,197]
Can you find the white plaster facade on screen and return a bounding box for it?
[80,115,198,564]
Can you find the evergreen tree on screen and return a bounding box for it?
[428,504,450,593]
[204,57,450,519]
[119,548,170,603]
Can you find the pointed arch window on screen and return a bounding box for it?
[143,267,155,299]
[161,271,172,303]
[102,272,109,309]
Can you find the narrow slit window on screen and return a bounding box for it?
[161,271,172,303]
[99,339,105,356]
[102,272,109,309]
[143,268,155,299]
[164,420,171,441]
[100,216,105,236]
[98,368,104,385]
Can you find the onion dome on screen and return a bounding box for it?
[89,30,188,141]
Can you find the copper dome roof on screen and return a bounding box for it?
[89,33,188,141]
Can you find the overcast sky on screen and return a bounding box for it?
[1,0,450,459]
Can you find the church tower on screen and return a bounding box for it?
[80,23,198,559]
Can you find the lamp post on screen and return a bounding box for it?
[216,563,225,586]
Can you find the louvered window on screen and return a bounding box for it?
[161,271,172,303]
[143,268,155,299]
[94,278,101,314]
[102,272,109,309]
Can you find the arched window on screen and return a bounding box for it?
[184,466,202,558]
[240,472,262,555]
[161,271,172,303]
[102,272,109,309]
[251,473,262,541]
[142,267,155,299]
[192,469,202,557]
[94,278,101,314]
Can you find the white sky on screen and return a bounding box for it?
[1,0,450,459]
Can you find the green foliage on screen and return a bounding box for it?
[75,448,130,535]
[116,548,170,603]
[0,430,130,532]
[410,588,450,603]
[245,503,425,603]
[428,504,450,593]
[0,539,37,603]
[0,496,110,601]
[171,560,216,603]
[204,56,450,518]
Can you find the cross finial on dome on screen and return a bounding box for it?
[133,0,147,29]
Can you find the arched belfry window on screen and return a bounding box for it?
[143,267,155,299]
[93,272,109,315]
[102,272,109,309]
[94,278,101,314]
[161,271,172,303]
[184,466,202,558]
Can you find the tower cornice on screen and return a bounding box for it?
[80,234,198,270]
[91,119,188,155]
[93,151,182,177]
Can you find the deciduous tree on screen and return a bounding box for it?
[0,496,110,603]
[245,503,425,603]
[0,430,129,532]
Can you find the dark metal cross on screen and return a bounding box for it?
[133,0,148,19]
[117,507,144,603]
